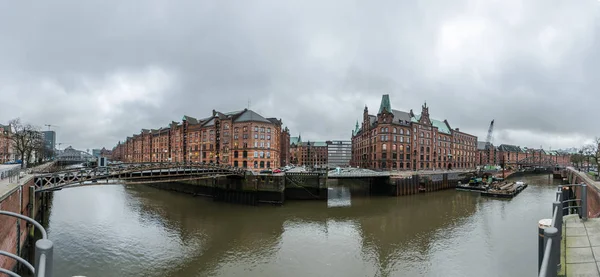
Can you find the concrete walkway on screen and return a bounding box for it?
[563,215,600,276]
[0,162,55,200]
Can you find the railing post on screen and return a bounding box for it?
[35,239,53,277]
[544,227,559,277]
[538,219,552,273]
[581,183,588,221]
[553,201,563,271]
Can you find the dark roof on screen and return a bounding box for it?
[182,115,199,124]
[391,109,412,124]
[233,109,271,123]
[266,118,282,125]
[498,144,521,152]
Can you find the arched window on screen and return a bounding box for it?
[267,161,271,168]
[234,151,239,158]
[243,151,248,158]
[242,161,247,168]
[253,161,258,168]
[260,161,265,168]
[382,144,387,150]
[420,146,424,153]
[393,128,397,133]
[234,161,239,167]
[426,147,430,153]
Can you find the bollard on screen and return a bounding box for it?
[35,239,53,277]
[538,218,552,273]
[553,201,563,270]
[581,183,588,221]
[544,227,559,276]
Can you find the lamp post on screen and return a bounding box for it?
[579,150,584,171]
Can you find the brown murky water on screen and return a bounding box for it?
[46,174,559,277]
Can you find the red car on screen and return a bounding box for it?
[273,169,282,173]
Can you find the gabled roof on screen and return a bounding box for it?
[290,137,301,145]
[391,110,412,124]
[266,117,282,125]
[233,109,271,123]
[182,115,199,124]
[411,114,451,135]
[432,119,451,135]
[498,144,521,152]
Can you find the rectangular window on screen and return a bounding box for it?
[260,151,264,158]
[267,142,270,148]
[267,135,271,140]
[260,142,264,147]
[254,151,258,157]
[254,134,258,139]
[267,152,271,158]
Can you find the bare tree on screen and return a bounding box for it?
[8,118,42,168]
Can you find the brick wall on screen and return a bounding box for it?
[0,178,35,272]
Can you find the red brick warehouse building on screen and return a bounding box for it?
[112,109,291,171]
[351,94,478,171]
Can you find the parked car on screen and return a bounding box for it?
[273,169,282,173]
[259,169,273,174]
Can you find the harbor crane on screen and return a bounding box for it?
[484,120,495,169]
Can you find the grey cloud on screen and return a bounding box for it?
[0,0,599,151]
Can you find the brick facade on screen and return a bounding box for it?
[113,109,290,171]
[0,179,36,272]
[351,95,477,171]
[477,144,572,168]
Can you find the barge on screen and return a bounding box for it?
[480,181,528,198]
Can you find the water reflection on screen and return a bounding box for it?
[47,174,560,277]
[328,186,352,208]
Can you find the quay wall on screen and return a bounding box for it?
[149,175,286,205]
[565,169,600,218]
[0,177,42,273]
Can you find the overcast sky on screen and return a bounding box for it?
[1,0,599,152]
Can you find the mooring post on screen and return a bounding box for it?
[35,239,54,277]
[581,183,588,221]
[538,219,552,273]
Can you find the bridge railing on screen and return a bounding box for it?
[538,183,587,277]
[0,210,54,277]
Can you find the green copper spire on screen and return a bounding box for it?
[378,94,392,114]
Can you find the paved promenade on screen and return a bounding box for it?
[0,162,55,199]
[563,215,600,276]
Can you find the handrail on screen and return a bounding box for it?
[0,250,35,274]
[0,211,47,239]
[538,183,587,277]
[0,210,53,277]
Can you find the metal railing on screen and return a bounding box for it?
[0,210,53,277]
[538,183,587,277]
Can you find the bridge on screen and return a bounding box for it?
[34,162,247,192]
[515,156,559,168]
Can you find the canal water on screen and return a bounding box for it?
[46,174,559,277]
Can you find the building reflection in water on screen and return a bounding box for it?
[327,186,352,208]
